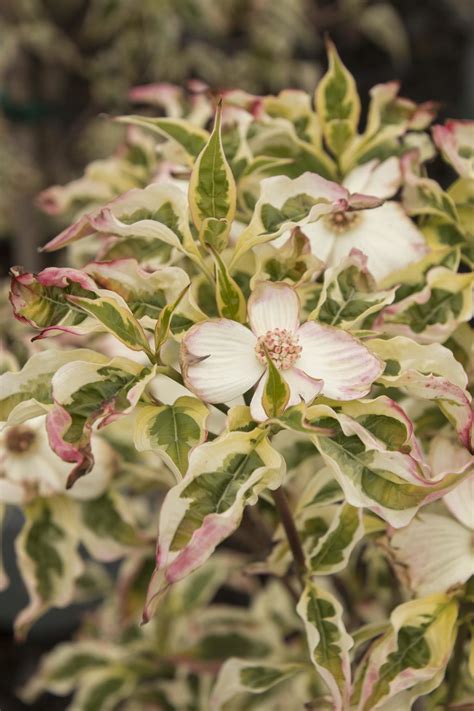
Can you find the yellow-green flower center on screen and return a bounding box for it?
[325,210,361,234]
[255,328,302,370]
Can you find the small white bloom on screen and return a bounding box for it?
[181,281,383,421]
[275,158,427,281]
[0,416,117,504]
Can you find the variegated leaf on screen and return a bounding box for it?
[143,428,285,620]
[78,491,144,562]
[432,119,474,179]
[14,497,82,638]
[115,114,209,162]
[369,336,473,451]
[153,284,191,353]
[308,249,396,329]
[375,266,473,343]
[42,184,191,253]
[10,267,99,338]
[308,502,364,575]
[46,357,156,487]
[20,640,124,701]
[68,291,152,356]
[84,259,192,326]
[315,40,361,156]
[66,666,135,711]
[354,595,458,710]
[211,659,304,710]
[264,494,362,578]
[304,402,470,527]
[297,582,353,711]
[252,228,323,286]
[402,152,459,224]
[210,247,247,322]
[0,349,108,426]
[134,396,209,477]
[189,101,236,232]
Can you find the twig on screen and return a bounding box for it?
[272,487,306,584]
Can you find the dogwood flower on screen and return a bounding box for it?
[0,416,117,505]
[275,158,427,281]
[181,281,383,421]
[391,430,474,596]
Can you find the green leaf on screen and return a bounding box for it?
[198,216,230,253]
[262,349,290,419]
[297,581,353,711]
[210,246,247,322]
[189,101,236,231]
[134,396,209,477]
[154,284,190,354]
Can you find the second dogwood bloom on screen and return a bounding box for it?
[181,282,383,421]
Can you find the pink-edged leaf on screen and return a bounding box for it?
[143,428,284,621]
[46,357,156,487]
[9,267,98,338]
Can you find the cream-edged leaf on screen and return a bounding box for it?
[315,40,361,156]
[14,497,83,638]
[42,183,191,253]
[354,595,458,710]
[189,101,236,231]
[46,357,155,487]
[134,396,209,477]
[210,659,304,710]
[297,582,353,711]
[143,429,285,620]
[369,336,473,451]
[67,291,152,356]
[115,114,209,162]
[0,349,108,426]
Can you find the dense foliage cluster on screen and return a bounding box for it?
[1,42,473,710]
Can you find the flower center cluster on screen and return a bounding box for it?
[325,210,361,234]
[5,426,36,454]
[255,328,302,370]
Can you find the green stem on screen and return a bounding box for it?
[272,486,306,585]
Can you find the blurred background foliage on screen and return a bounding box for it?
[0,0,473,273]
